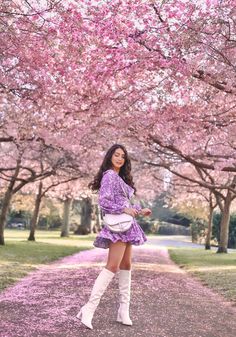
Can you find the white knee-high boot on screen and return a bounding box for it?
[117,269,132,326]
[77,268,115,329]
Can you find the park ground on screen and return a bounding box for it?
[0,230,236,337]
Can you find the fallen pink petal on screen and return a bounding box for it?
[1,246,236,337]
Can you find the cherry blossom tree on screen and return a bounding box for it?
[163,173,218,249]
[0,136,88,245]
[25,155,86,241]
[1,0,236,254]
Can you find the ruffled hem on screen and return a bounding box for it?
[93,220,147,249]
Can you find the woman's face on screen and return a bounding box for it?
[111,148,126,172]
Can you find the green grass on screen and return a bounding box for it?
[0,229,96,292]
[169,248,236,302]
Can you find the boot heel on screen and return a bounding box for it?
[118,308,132,325]
[76,309,82,319]
[76,307,93,329]
[116,310,122,323]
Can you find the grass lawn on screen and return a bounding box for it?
[169,248,236,303]
[0,229,96,292]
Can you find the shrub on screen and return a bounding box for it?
[190,219,207,243]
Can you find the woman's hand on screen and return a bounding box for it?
[139,208,152,216]
[123,207,139,217]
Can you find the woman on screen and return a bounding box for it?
[77,144,151,329]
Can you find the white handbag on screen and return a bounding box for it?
[103,213,133,233]
[103,178,133,233]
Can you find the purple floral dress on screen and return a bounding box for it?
[93,169,147,249]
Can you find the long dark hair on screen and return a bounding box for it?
[88,144,136,193]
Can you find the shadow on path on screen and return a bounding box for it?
[0,245,236,337]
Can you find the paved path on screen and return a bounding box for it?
[1,245,236,337]
[147,235,205,248]
[147,235,236,252]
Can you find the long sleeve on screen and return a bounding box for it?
[131,203,142,212]
[99,170,128,214]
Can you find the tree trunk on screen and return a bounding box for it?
[0,187,14,245]
[205,204,214,250]
[0,161,20,245]
[61,197,72,237]
[217,192,231,253]
[28,181,43,241]
[93,204,101,233]
[74,197,92,235]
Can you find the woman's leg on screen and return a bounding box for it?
[117,243,133,325]
[105,241,128,273]
[119,243,132,270]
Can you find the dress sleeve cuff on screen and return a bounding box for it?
[132,204,142,212]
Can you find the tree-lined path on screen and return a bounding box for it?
[1,1,236,335]
[1,243,236,337]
